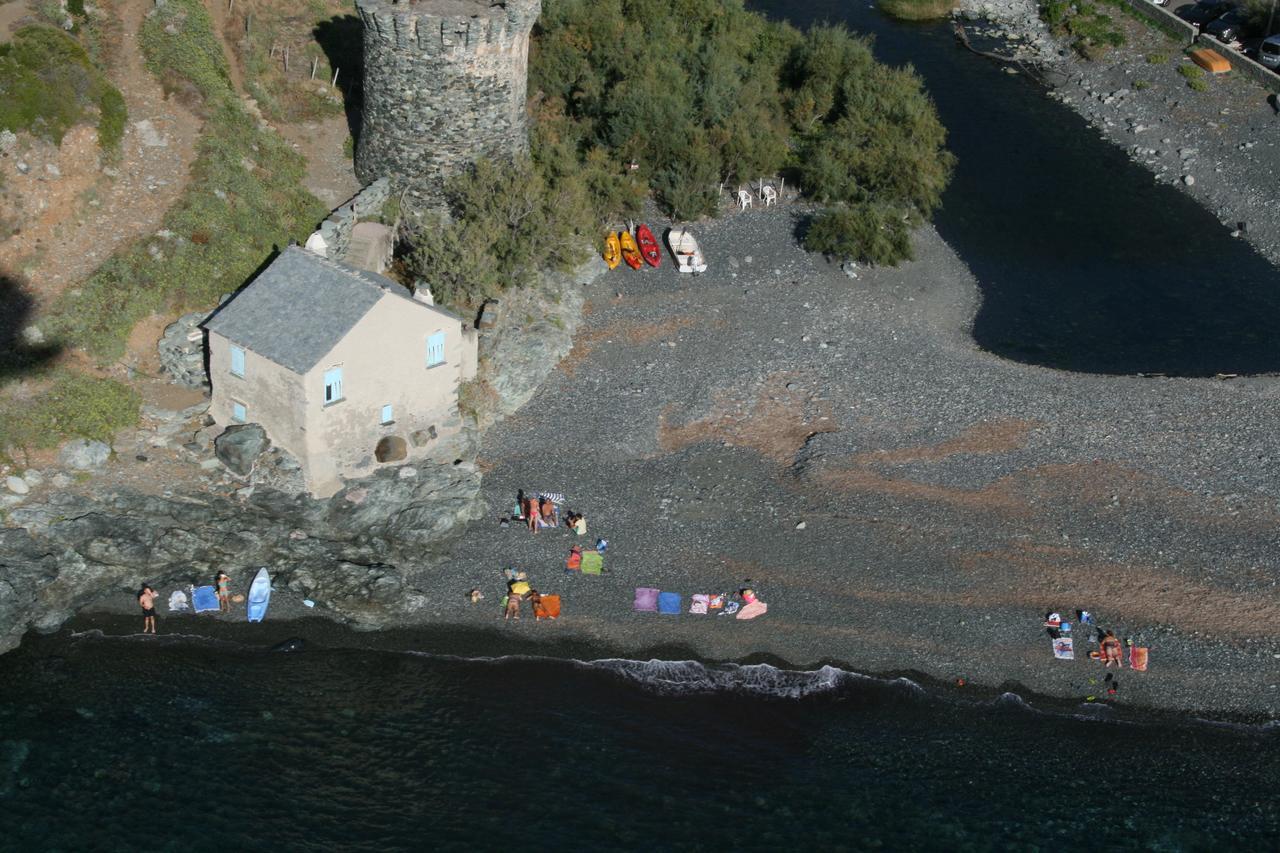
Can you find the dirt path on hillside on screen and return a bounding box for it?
[0,0,200,311]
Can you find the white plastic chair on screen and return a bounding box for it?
[762,185,777,207]
[737,188,752,211]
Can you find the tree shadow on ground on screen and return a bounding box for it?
[0,274,62,383]
[314,15,364,144]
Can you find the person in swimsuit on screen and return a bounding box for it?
[540,498,557,528]
[138,585,158,634]
[215,571,231,613]
[1100,630,1124,668]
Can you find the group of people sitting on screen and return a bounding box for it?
[514,490,587,536]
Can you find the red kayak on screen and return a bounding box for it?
[635,223,661,268]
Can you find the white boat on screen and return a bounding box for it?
[246,567,271,623]
[667,227,707,274]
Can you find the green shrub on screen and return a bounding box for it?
[408,157,592,308]
[877,0,956,20]
[521,0,953,263]
[1188,76,1210,92]
[1041,1,1125,59]
[1146,51,1170,64]
[0,370,139,462]
[803,204,913,266]
[0,25,126,151]
[1133,78,1150,90]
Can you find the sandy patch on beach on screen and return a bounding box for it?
[947,544,1280,638]
[559,315,700,377]
[657,372,837,465]
[851,418,1039,466]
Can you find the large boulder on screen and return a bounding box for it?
[58,439,111,470]
[214,424,270,476]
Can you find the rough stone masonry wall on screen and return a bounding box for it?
[354,0,541,213]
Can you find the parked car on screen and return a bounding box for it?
[1260,34,1280,69]
[1176,0,1233,28]
[1203,8,1252,42]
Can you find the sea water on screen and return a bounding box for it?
[0,633,1276,849]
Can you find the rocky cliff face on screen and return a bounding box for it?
[0,460,482,653]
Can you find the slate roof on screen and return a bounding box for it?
[202,246,458,375]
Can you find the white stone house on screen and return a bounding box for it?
[203,246,477,497]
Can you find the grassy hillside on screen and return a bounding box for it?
[0,25,126,151]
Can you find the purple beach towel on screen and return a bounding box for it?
[634,587,659,612]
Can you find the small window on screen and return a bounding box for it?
[380,404,394,425]
[229,345,245,378]
[426,331,446,367]
[324,367,344,404]
[232,402,246,423]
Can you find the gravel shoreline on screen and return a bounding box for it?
[71,207,1280,720]
[959,0,1280,265]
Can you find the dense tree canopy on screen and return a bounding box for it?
[410,0,956,302]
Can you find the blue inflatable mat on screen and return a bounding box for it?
[658,592,681,615]
[192,585,220,613]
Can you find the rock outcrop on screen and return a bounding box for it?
[0,460,483,652]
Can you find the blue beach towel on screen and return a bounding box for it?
[191,585,219,613]
[658,592,681,615]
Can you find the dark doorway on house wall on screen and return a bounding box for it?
[375,435,407,463]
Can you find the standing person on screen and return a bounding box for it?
[215,571,231,613]
[138,585,159,635]
[504,590,522,620]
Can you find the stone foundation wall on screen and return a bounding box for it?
[354,0,541,212]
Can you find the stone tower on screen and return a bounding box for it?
[354,0,541,211]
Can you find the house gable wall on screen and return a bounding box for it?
[207,330,312,479]
[300,293,468,495]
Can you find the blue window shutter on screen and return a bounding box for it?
[381,404,393,424]
[230,345,245,377]
[427,332,446,367]
[324,367,343,403]
[232,402,246,423]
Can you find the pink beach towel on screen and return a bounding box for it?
[633,587,659,612]
[690,594,709,615]
[736,600,768,620]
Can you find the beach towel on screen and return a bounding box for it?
[634,587,659,612]
[708,594,724,610]
[658,592,681,615]
[736,600,768,620]
[581,551,603,576]
[533,491,565,505]
[690,594,709,615]
[167,590,189,612]
[1052,637,1075,660]
[1129,646,1149,672]
[534,595,561,620]
[191,585,219,614]
[509,580,531,597]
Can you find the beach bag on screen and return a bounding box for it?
[634,587,659,612]
[690,594,709,615]
[1129,646,1149,672]
[581,551,603,576]
[658,592,681,615]
[566,550,582,571]
[708,594,724,610]
[535,595,561,620]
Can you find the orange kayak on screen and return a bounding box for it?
[635,223,661,268]
[602,232,621,270]
[619,229,643,270]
